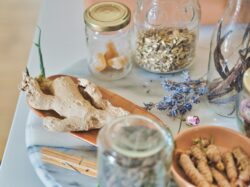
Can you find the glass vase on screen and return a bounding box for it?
[207,0,250,117]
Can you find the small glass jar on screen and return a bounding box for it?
[237,68,250,138]
[134,0,201,73]
[84,2,132,80]
[97,115,174,187]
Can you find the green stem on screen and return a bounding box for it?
[35,26,45,78]
[26,67,30,77]
[177,116,185,134]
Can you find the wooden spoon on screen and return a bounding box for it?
[30,75,164,146]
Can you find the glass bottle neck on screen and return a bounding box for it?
[228,0,247,11]
[224,0,250,22]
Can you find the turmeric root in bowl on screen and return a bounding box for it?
[21,73,163,145]
[171,126,250,187]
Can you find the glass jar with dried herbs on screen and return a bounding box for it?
[133,0,201,73]
[207,0,250,117]
[84,2,132,80]
[97,115,174,187]
[237,68,250,138]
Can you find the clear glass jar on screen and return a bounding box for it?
[207,0,250,117]
[84,2,132,80]
[133,0,201,73]
[97,115,174,187]
[237,68,250,138]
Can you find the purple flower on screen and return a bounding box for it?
[186,116,200,126]
[240,99,250,123]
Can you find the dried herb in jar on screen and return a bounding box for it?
[135,28,196,73]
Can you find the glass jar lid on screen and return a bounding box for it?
[243,68,250,95]
[84,1,131,32]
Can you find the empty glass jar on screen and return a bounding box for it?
[84,2,132,80]
[97,115,174,187]
[237,68,250,138]
[134,0,201,73]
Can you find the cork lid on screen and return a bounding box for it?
[84,1,131,32]
[243,68,250,94]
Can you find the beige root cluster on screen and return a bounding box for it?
[178,137,250,187]
[21,72,129,132]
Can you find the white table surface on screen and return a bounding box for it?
[0,0,86,186]
[0,0,238,186]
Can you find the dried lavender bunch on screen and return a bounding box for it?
[144,71,207,117]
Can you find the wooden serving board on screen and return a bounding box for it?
[30,75,164,146]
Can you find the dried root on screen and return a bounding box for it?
[192,137,211,148]
[222,151,238,182]
[178,137,250,187]
[211,167,231,187]
[191,145,207,163]
[206,144,225,171]
[190,145,213,183]
[232,179,247,187]
[210,185,219,187]
[179,153,210,187]
[21,72,129,132]
[232,147,250,182]
[197,160,213,183]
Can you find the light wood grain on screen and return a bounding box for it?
[41,147,97,177]
[0,0,40,160]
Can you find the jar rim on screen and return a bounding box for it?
[103,115,173,158]
[84,1,131,32]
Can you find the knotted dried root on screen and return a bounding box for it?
[211,167,231,187]
[178,137,250,187]
[192,137,211,148]
[179,153,210,187]
[190,146,213,183]
[222,151,238,183]
[206,144,225,171]
[191,146,207,163]
[21,72,129,132]
[197,160,213,183]
[232,147,250,182]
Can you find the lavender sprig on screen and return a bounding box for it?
[144,71,207,117]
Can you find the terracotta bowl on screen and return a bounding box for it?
[171,125,250,187]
